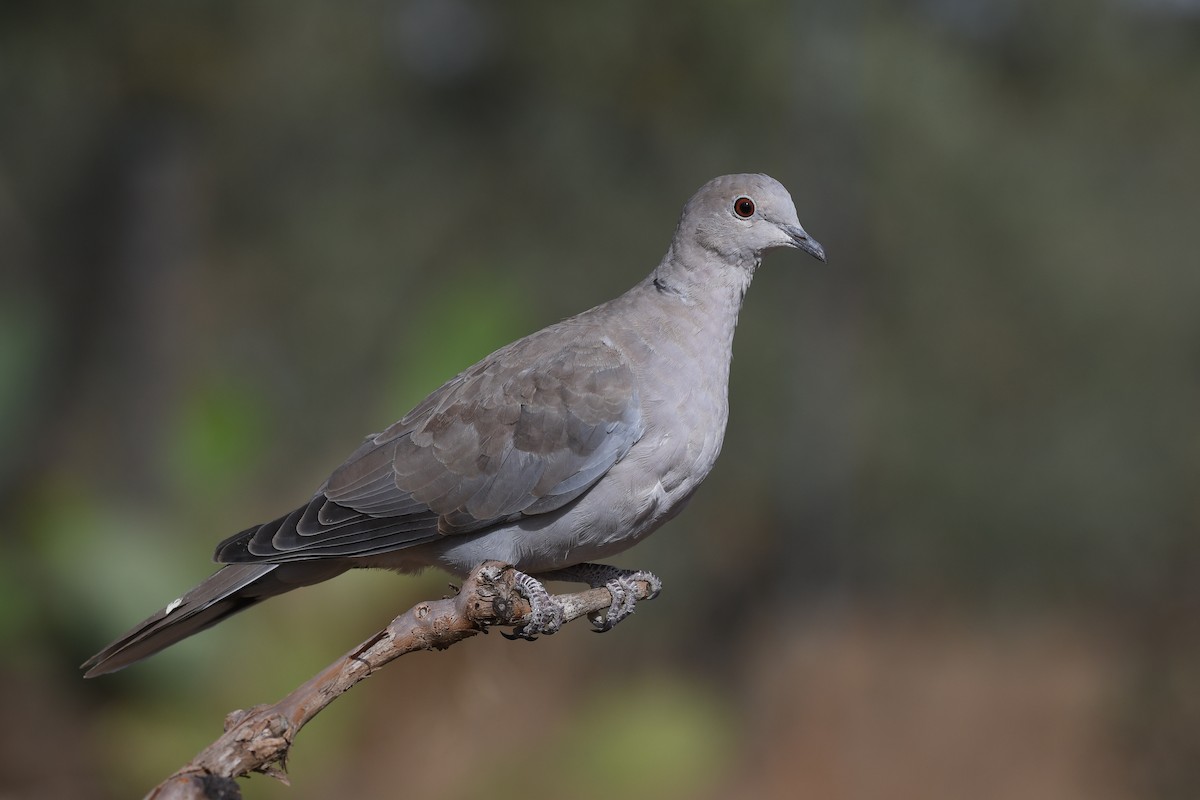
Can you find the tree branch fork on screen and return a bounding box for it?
[146,562,656,800]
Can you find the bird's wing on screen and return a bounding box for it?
[215,331,644,562]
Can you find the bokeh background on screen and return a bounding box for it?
[2,2,1198,798]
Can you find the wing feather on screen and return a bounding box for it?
[215,331,643,564]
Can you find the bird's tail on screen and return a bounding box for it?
[81,561,346,677]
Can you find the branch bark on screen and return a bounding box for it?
[145,561,653,800]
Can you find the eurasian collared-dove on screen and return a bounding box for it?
[82,173,826,677]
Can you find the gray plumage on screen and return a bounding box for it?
[82,173,826,677]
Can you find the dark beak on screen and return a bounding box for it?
[783,224,827,263]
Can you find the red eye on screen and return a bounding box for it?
[734,197,755,218]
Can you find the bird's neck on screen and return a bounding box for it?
[631,243,759,394]
[650,239,757,327]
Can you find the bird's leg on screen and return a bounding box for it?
[502,570,565,641]
[535,564,663,633]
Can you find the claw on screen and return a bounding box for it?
[500,628,536,641]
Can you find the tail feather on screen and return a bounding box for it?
[81,562,345,677]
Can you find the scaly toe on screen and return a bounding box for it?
[633,570,663,600]
[504,570,564,640]
[592,576,639,632]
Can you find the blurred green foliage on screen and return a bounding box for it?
[456,678,734,800]
[1,1,1198,798]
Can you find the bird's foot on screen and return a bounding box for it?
[591,568,662,632]
[502,570,564,641]
[537,563,662,633]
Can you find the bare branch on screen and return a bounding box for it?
[145,562,653,800]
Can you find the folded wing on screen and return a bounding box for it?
[215,334,644,563]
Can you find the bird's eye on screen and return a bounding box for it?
[733,197,755,218]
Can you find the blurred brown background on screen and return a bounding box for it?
[2,2,1198,798]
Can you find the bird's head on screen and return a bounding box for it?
[680,173,826,266]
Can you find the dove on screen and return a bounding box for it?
[82,173,826,677]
